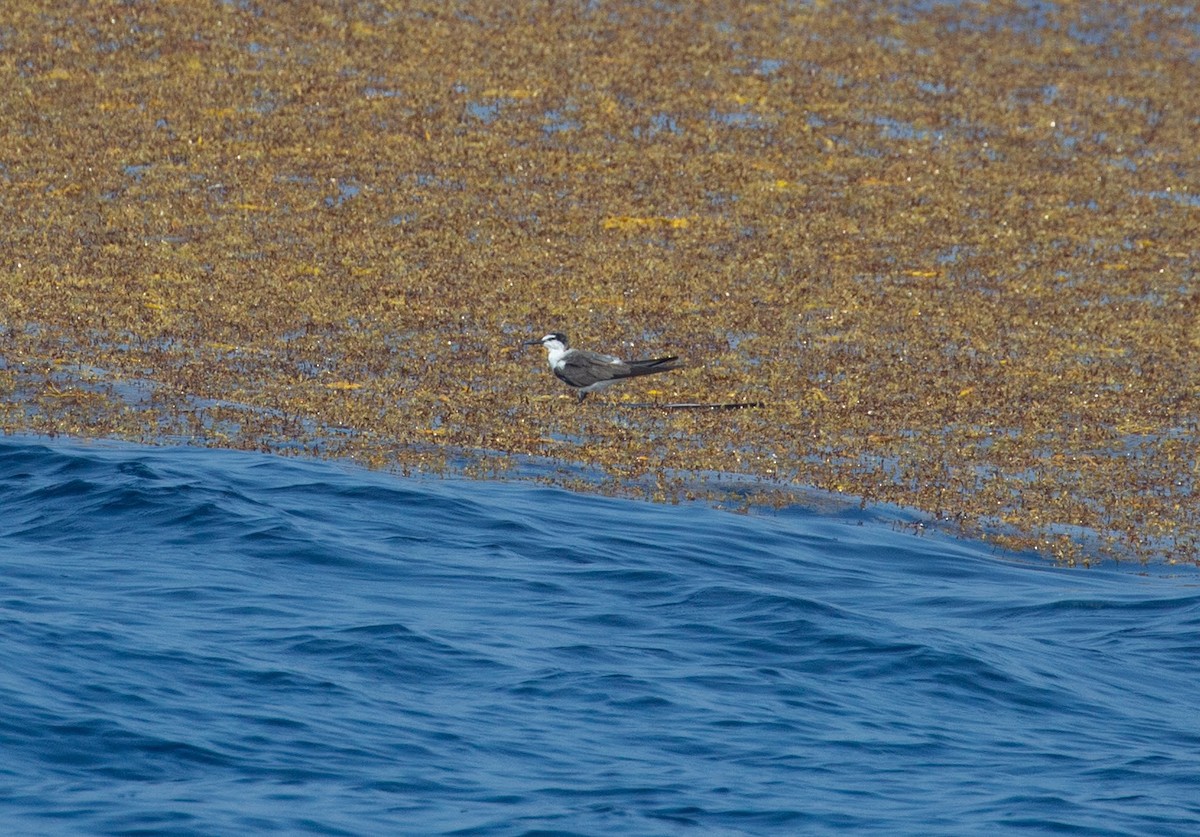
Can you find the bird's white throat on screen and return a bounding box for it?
[543,339,569,369]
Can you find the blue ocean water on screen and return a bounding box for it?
[1,437,1198,836]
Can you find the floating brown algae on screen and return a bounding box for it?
[1,1,1198,564]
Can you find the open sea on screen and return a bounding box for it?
[1,435,1198,835]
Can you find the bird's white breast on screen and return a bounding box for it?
[546,344,568,370]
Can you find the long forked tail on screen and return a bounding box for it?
[626,356,680,377]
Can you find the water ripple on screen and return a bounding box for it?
[1,437,1198,835]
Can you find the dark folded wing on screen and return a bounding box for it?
[554,352,629,388]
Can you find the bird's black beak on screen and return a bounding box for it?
[522,339,543,347]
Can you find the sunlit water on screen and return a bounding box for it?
[1,437,1198,835]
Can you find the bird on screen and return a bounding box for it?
[523,332,680,402]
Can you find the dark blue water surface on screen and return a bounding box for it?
[1,437,1198,835]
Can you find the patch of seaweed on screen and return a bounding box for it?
[1,0,1198,565]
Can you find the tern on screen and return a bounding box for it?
[523,332,680,402]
